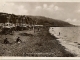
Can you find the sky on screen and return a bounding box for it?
[0,1,80,25]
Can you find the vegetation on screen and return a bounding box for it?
[0,12,75,27]
[0,27,75,56]
[0,12,76,56]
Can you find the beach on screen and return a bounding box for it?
[0,27,74,57]
[49,27,80,57]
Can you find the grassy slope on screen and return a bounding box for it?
[0,27,75,57]
[27,16,75,27]
[0,12,75,27]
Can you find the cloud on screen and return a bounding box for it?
[76,9,80,13]
[0,2,28,15]
[43,4,47,9]
[54,6,59,10]
[65,18,79,25]
[49,4,54,8]
[33,3,64,20]
[73,19,77,22]
[65,18,77,22]
[35,6,42,10]
[17,5,28,15]
[65,18,72,22]
[35,4,62,11]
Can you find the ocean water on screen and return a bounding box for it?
[49,27,80,56]
[49,27,80,43]
[49,27,80,57]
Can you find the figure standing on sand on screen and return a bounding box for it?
[16,37,22,43]
[59,32,60,36]
[4,38,9,44]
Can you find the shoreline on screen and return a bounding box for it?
[56,37,80,57]
[0,27,75,57]
[49,27,80,57]
[38,27,75,57]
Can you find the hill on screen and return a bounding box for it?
[0,12,75,27]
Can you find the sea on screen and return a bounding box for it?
[49,27,80,56]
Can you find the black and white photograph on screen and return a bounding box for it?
[0,0,80,57]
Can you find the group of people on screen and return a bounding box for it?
[4,37,22,44]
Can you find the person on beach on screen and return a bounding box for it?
[16,37,22,43]
[4,38,9,44]
[59,32,60,36]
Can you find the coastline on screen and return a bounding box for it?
[49,27,80,57]
[0,27,74,57]
[56,36,80,57]
[37,27,75,57]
